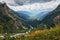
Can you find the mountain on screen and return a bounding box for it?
[0,2,60,32]
[35,8,54,20]
[15,11,31,20]
[0,2,31,33]
[40,4,60,28]
[11,4,60,28]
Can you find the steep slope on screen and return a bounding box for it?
[40,4,60,28]
[0,2,30,33]
[15,11,31,20]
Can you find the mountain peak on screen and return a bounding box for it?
[55,4,60,10]
[0,2,29,32]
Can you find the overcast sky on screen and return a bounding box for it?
[0,0,60,5]
[0,0,57,4]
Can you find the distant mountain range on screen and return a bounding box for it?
[13,11,31,20]
[10,4,60,27]
[0,2,60,33]
[18,4,60,27]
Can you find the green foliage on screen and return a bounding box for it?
[0,11,29,33]
[27,27,60,40]
[0,26,60,40]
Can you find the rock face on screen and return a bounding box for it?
[0,2,29,33]
[40,4,60,28]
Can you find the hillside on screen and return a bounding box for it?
[0,2,60,33]
[0,2,30,33]
[25,4,60,28]
[40,4,60,29]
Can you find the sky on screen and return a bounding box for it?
[0,0,60,20]
[0,0,60,5]
[7,0,60,11]
[0,0,58,2]
[0,0,60,14]
[6,0,60,15]
[0,0,14,3]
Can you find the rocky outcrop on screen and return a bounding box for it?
[0,2,28,31]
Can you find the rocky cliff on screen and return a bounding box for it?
[0,2,29,33]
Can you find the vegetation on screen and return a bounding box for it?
[25,24,60,40]
[0,24,59,40]
[0,3,30,33]
[0,2,60,40]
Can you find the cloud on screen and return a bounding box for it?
[0,0,60,5]
[8,1,60,11]
[28,0,52,3]
[0,0,14,3]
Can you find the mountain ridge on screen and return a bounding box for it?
[0,2,31,33]
[40,4,60,28]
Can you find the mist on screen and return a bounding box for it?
[0,0,60,5]
[0,0,60,20]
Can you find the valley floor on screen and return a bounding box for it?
[0,24,60,40]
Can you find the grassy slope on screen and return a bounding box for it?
[24,24,60,40]
[0,24,60,40]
